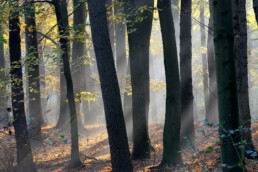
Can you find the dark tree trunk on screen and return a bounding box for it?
[213,0,244,170]
[53,0,83,167]
[180,0,195,146]
[123,0,154,160]
[207,0,218,124]
[9,1,36,171]
[55,70,69,128]
[72,0,89,128]
[232,0,256,159]
[24,0,43,144]
[55,1,69,129]
[200,1,209,123]
[87,0,132,170]
[157,0,182,167]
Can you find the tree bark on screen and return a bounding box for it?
[87,0,133,170]
[72,0,90,127]
[24,0,43,144]
[0,15,6,115]
[53,0,83,167]
[9,0,36,171]
[213,0,244,170]
[180,0,195,146]
[123,0,154,160]
[157,0,182,167]
[200,1,209,124]
[232,0,256,159]
[207,0,218,124]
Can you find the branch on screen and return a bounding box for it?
[37,31,59,46]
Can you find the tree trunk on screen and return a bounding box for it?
[9,1,36,171]
[157,0,182,167]
[87,0,133,170]
[213,0,244,170]
[200,1,209,124]
[123,0,154,160]
[72,0,89,128]
[207,0,218,124]
[53,0,83,167]
[55,1,69,129]
[0,16,6,115]
[180,0,195,146]
[232,0,256,159]
[24,0,43,145]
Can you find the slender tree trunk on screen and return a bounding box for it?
[9,1,36,171]
[207,0,218,124]
[123,0,154,160]
[55,1,69,129]
[232,0,256,159]
[253,0,258,25]
[0,16,6,115]
[24,0,43,144]
[200,1,209,123]
[157,0,182,167]
[213,0,244,170]
[87,0,133,170]
[53,0,83,167]
[180,0,195,146]
[72,0,89,128]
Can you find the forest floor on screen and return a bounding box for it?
[1,122,258,172]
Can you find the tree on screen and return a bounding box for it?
[87,0,132,170]
[213,0,244,170]
[0,11,6,115]
[232,0,257,159]
[207,0,218,124]
[24,0,43,144]
[72,0,90,125]
[123,0,154,160]
[180,0,195,146]
[55,0,69,129]
[155,0,182,168]
[9,0,36,171]
[53,0,83,167]
[200,0,209,123]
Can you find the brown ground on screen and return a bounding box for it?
[1,122,258,172]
